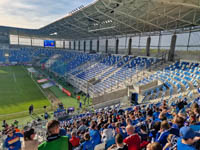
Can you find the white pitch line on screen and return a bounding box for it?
[13,73,16,82]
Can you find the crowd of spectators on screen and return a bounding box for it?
[1,96,200,150]
[53,103,67,119]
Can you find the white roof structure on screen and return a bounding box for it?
[38,0,200,39]
[2,0,200,40]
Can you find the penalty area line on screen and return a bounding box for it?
[13,73,16,82]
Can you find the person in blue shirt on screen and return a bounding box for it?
[89,124,101,147]
[156,120,171,147]
[4,127,23,150]
[59,128,67,136]
[153,107,160,120]
[115,122,126,139]
[149,121,161,142]
[177,126,200,150]
[170,115,185,137]
[163,134,178,150]
[81,132,94,150]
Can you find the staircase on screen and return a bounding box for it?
[45,54,61,68]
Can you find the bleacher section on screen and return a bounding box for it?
[0,48,199,105]
[0,50,5,63]
[8,50,33,63]
[90,57,157,95]
[76,55,123,81]
[137,61,200,103]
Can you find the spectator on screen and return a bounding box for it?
[139,125,150,149]
[177,126,200,150]
[158,113,167,121]
[163,134,177,150]
[13,120,19,128]
[70,131,80,147]
[153,107,160,120]
[123,125,140,150]
[22,128,39,150]
[89,123,101,147]
[189,112,197,125]
[126,118,132,126]
[170,115,185,136]
[59,127,67,136]
[14,126,21,133]
[177,99,187,111]
[115,122,126,138]
[156,120,171,147]
[81,132,94,150]
[146,142,162,150]
[108,134,128,150]
[4,127,23,150]
[102,127,115,149]
[38,120,72,150]
[78,119,87,132]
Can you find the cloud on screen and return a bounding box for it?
[0,0,94,29]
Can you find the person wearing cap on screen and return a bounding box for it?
[4,127,23,150]
[38,120,72,150]
[22,128,39,150]
[177,126,200,150]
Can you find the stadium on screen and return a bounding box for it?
[0,0,200,150]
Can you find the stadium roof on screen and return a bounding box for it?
[4,0,200,39]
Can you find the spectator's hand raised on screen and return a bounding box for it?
[108,144,117,150]
[193,136,200,142]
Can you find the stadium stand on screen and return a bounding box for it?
[137,61,200,103]
[0,50,6,63]
[8,49,33,63]
[1,0,200,149]
[0,48,198,102]
[1,95,200,150]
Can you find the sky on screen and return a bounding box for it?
[0,0,94,29]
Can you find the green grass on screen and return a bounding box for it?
[49,86,92,110]
[0,66,50,120]
[0,111,55,130]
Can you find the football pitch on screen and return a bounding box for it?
[0,66,50,120]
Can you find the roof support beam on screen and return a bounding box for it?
[151,0,200,10]
[151,8,199,27]
[64,20,97,38]
[101,0,165,31]
[57,25,88,39]
[95,3,142,33]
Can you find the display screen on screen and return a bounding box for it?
[44,40,55,47]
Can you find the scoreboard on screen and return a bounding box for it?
[44,40,55,47]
